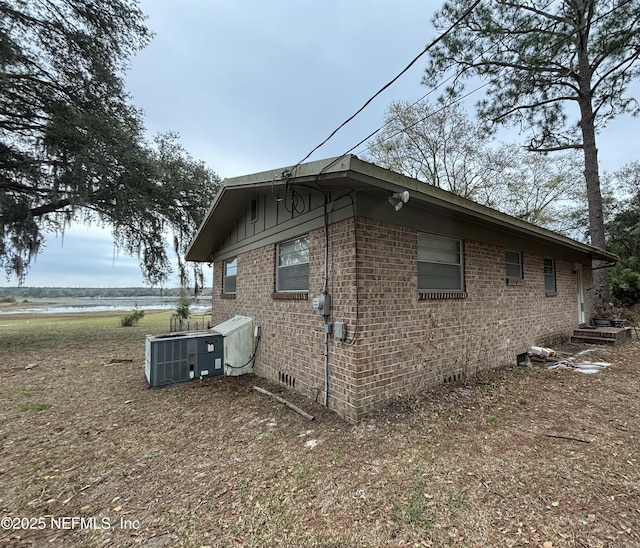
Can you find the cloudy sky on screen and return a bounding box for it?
[4,1,639,288]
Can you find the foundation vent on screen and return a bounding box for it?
[444,372,461,383]
[279,371,296,389]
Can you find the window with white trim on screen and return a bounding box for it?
[418,233,464,292]
[544,258,556,293]
[223,257,237,294]
[276,235,309,292]
[505,250,523,279]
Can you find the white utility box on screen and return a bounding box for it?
[212,315,254,376]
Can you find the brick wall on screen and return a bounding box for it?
[210,216,593,422]
[211,219,361,418]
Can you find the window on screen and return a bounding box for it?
[223,258,237,294]
[505,250,523,279]
[418,233,463,292]
[544,258,556,293]
[276,235,309,292]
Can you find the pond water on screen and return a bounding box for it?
[0,297,212,315]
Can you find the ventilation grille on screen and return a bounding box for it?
[279,371,296,388]
[443,372,461,383]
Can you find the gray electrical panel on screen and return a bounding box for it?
[334,321,347,341]
[145,331,224,388]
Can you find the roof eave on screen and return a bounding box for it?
[186,155,618,264]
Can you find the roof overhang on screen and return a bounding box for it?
[186,155,617,264]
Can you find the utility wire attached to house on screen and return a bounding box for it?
[301,0,631,178]
[349,0,633,161]
[290,0,482,174]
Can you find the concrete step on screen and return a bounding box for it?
[570,335,618,346]
[571,326,630,346]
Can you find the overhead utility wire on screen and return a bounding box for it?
[291,0,483,171]
[315,0,630,267]
[302,3,627,209]
[318,81,491,177]
[356,87,488,159]
[349,0,633,160]
[318,30,514,174]
[316,37,511,175]
[297,0,632,177]
[301,45,477,178]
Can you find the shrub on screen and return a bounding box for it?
[611,266,640,307]
[120,306,145,327]
[175,288,192,320]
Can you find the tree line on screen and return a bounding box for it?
[0,287,212,300]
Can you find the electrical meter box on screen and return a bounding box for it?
[312,293,331,316]
[145,331,224,388]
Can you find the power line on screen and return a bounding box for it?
[348,0,635,162]
[301,0,543,176]
[291,0,482,172]
[289,0,632,181]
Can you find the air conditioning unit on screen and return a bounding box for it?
[145,331,224,388]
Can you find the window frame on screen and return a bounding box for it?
[505,250,523,280]
[417,232,464,293]
[544,258,556,294]
[222,257,238,294]
[275,235,310,293]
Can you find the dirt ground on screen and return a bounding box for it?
[0,311,639,547]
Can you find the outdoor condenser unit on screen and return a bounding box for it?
[145,331,224,388]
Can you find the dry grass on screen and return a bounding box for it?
[0,311,639,547]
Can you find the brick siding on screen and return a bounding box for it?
[210,216,593,422]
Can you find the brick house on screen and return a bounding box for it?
[186,155,616,422]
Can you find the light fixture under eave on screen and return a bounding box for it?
[388,190,410,211]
